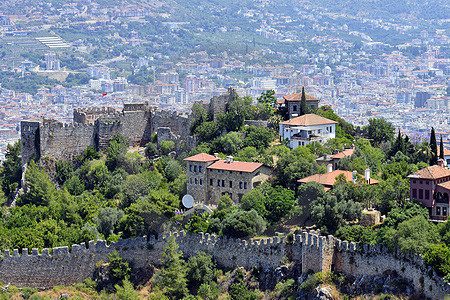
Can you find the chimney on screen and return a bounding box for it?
[365,169,370,184]
[438,159,444,167]
[226,156,234,163]
[214,153,219,158]
[352,170,357,183]
[327,164,333,173]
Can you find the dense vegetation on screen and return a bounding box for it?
[0,90,449,296]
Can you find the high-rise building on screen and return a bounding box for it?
[44,53,61,71]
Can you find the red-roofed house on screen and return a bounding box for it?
[298,166,378,191]
[408,163,450,221]
[279,114,337,149]
[278,91,320,118]
[184,154,272,204]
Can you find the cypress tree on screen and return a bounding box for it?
[440,135,445,160]
[430,127,438,165]
[300,87,307,116]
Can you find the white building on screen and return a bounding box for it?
[279,114,337,149]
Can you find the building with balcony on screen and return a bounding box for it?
[279,114,336,149]
[408,162,450,221]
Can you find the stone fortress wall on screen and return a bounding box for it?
[20,88,238,164]
[0,231,447,299]
[21,103,192,164]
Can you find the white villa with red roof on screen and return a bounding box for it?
[279,114,337,149]
[184,153,272,204]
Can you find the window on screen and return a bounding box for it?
[436,207,441,215]
[239,182,243,189]
[330,126,332,133]
[420,181,423,184]
[189,165,192,172]
[229,181,233,188]
[419,189,423,199]
[413,180,416,184]
[199,166,203,173]
[426,181,429,185]
[190,178,192,184]
[444,207,448,216]
[425,190,430,200]
[200,179,203,185]
[239,171,242,175]
[244,182,247,189]
[194,165,197,172]
[194,178,198,185]
[217,180,220,187]
[222,180,225,187]
[412,189,417,198]
[210,179,213,186]
[229,171,232,174]
[293,105,297,111]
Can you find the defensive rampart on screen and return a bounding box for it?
[0,231,447,299]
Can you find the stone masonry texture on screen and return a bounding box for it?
[0,231,447,299]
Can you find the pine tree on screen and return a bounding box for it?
[300,87,307,116]
[440,135,445,160]
[156,236,188,299]
[430,127,438,165]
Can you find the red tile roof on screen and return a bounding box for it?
[437,181,450,190]
[438,148,450,157]
[278,92,319,104]
[184,153,219,162]
[331,148,355,159]
[408,165,450,180]
[297,170,379,187]
[280,114,337,126]
[207,160,263,173]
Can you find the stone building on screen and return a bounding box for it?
[184,153,272,204]
[278,90,320,118]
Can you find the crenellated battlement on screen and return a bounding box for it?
[0,230,447,298]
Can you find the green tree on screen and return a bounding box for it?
[257,89,277,107]
[364,118,395,146]
[55,160,74,185]
[440,135,445,160]
[221,209,266,238]
[107,250,131,284]
[145,142,159,158]
[160,140,175,155]
[240,189,267,218]
[19,161,56,206]
[0,141,22,198]
[212,132,243,155]
[382,215,440,254]
[194,121,220,143]
[263,185,295,223]
[311,193,362,235]
[430,127,438,165]
[156,236,188,299]
[300,87,307,116]
[94,207,124,238]
[186,252,216,288]
[115,279,139,300]
[106,135,128,171]
[423,244,450,277]
[275,147,321,189]
[243,126,274,150]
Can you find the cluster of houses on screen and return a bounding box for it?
[183,91,450,224]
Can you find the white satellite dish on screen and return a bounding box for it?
[182,194,195,208]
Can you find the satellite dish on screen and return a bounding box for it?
[182,194,194,208]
